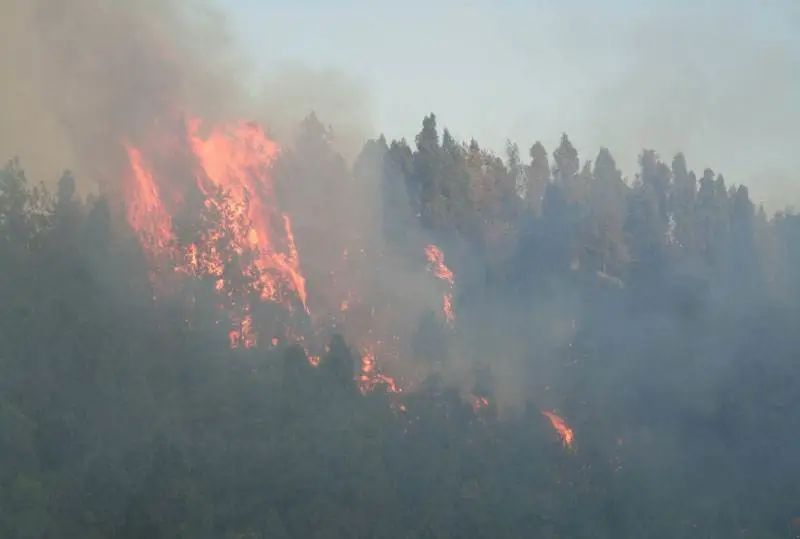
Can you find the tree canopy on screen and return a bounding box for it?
[1,113,799,538]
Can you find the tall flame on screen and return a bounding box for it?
[124,146,174,256]
[542,411,575,449]
[424,244,454,285]
[123,116,309,348]
[124,115,433,392]
[425,244,456,325]
[187,119,308,311]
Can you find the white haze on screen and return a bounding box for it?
[229,0,799,211]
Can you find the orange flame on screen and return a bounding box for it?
[358,349,401,395]
[124,113,446,396]
[542,411,575,449]
[443,292,455,325]
[188,119,307,311]
[425,244,456,325]
[124,146,174,256]
[229,312,256,349]
[123,116,310,349]
[424,244,454,285]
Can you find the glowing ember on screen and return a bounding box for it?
[469,395,490,413]
[308,355,321,367]
[358,349,401,394]
[542,411,575,449]
[443,292,455,325]
[228,312,256,349]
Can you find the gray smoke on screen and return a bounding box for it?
[0,0,373,190]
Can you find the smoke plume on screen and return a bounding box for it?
[0,0,373,190]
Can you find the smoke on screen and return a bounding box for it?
[284,0,796,212]
[0,0,230,189]
[0,0,373,190]
[0,1,78,186]
[581,4,800,210]
[3,0,794,414]
[254,65,374,162]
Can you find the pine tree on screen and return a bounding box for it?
[552,134,579,193]
[526,141,550,214]
[322,334,356,390]
[669,153,696,251]
[590,148,628,275]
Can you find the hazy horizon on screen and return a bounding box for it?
[229,0,799,211]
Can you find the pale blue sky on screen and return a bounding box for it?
[224,0,799,208]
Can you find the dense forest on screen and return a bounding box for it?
[2,111,800,539]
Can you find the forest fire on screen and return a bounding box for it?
[124,146,175,257]
[123,116,309,349]
[9,1,797,534]
[125,117,445,394]
[228,310,256,349]
[424,244,454,285]
[358,349,401,395]
[425,244,456,325]
[122,109,463,396]
[469,395,490,413]
[185,118,307,312]
[541,411,575,449]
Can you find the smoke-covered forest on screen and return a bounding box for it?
[3,0,800,537]
[2,107,800,538]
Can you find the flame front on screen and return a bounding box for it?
[123,116,309,348]
[187,119,307,312]
[542,411,575,449]
[124,116,429,390]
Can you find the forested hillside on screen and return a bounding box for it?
[1,112,800,538]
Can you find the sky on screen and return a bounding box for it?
[3,0,792,210]
[222,0,799,210]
